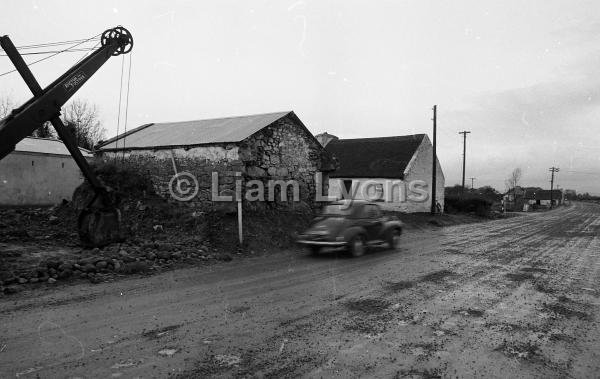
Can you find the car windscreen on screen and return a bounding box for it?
[322,204,353,216]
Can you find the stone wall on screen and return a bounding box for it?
[238,115,328,209]
[96,114,330,211]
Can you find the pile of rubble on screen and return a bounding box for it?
[1,241,234,294]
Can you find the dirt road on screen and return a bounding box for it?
[1,202,599,378]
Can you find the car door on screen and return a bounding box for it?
[363,204,384,241]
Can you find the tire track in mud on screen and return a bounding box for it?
[402,203,600,378]
[290,203,600,378]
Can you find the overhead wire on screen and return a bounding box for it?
[0,48,97,56]
[0,33,101,77]
[14,38,100,50]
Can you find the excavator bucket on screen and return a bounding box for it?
[78,207,122,247]
[73,181,123,247]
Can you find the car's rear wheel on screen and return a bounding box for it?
[348,235,366,257]
[387,228,401,250]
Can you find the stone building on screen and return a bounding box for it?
[0,137,91,205]
[96,111,335,210]
[317,133,445,213]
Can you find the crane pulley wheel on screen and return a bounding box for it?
[101,26,133,56]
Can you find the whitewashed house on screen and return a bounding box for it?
[317,133,445,213]
[0,137,91,205]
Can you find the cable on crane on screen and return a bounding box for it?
[0,48,97,56]
[0,33,101,77]
[13,37,100,50]
[114,54,125,154]
[122,52,132,162]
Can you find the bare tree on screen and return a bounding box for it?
[505,168,522,191]
[60,99,106,150]
[0,94,15,119]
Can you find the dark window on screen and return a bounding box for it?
[31,161,34,166]
[342,180,353,198]
[366,205,381,219]
[61,162,65,168]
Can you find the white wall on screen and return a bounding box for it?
[403,135,445,212]
[0,152,85,205]
[327,136,445,213]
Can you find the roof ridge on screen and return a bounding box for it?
[332,134,426,142]
[151,110,292,125]
[97,111,294,150]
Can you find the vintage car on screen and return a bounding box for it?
[296,200,403,257]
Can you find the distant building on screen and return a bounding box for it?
[564,189,577,200]
[96,111,336,209]
[0,137,91,205]
[321,134,445,213]
[505,187,563,210]
[528,189,563,207]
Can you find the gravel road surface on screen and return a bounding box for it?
[1,202,599,378]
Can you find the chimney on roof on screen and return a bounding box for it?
[315,132,338,147]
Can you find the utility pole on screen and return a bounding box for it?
[430,105,437,215]
[549,167,560,208]
[470,177,476,190]
[459,131,471,195]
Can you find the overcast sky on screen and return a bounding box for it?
[1,0,599,194]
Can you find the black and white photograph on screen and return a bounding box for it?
[1,1,599,377]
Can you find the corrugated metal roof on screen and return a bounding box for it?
[14,137,92,156]
[98,111,292,150]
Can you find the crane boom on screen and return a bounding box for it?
[0,26,133,247]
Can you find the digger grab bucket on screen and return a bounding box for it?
[78,206,122,247]
[73,181,123,247]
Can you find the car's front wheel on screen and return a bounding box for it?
[348,234,366,257]
[387,228,401,250]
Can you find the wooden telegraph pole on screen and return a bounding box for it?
[459,131,471,195]
[431,105,437,214]
[549,167,559,208]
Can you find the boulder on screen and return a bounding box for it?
[3,286,19,295]
[45,260,61,270]
[58,270,72,279]
[157,251,172,260]
[83,263,96,273]
[58,263,74,271]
